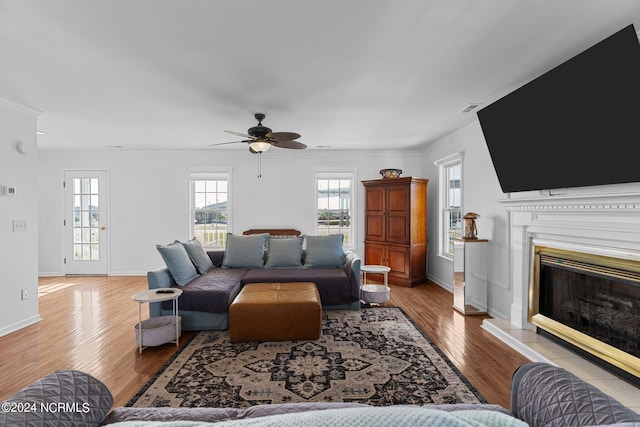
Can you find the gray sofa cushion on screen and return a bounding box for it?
[179,238,214,274]
[161,268,247,313]
[221,407,524,427]
[105,403,367,424]
[265,237,304,268]
[156,242,199,285]
[511,362,640,426]
[223,233,269,268]
[304,234,345,267]
[0,370,113,426]
[104,402,512,425]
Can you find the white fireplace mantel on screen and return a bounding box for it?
[498,189,640,329]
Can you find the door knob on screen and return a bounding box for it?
[100,226,106,230]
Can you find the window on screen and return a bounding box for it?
[190,171,230,248]
[435,153,463,258]
[315,171,355,248]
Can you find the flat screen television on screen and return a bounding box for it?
[477,24,640,193]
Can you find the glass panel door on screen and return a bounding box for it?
[64,170,108,275]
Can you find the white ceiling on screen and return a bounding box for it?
[1,0,639,152]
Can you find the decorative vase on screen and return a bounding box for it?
[379,168,402,179]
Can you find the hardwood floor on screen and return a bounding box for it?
[388,283,530,406]
[0,276,529,409]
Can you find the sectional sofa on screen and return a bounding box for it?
[148,232,361,330]
[2,363,639,426]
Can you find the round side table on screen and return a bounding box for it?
[132,288,183,353]
[360,264,391,305]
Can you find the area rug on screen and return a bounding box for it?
[127,308,486,408]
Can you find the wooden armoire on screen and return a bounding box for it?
[362,177,428,287]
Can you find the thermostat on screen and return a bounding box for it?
[1,185,16,196]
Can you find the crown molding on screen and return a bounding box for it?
[421,120,481,154]
[0,97,42,116]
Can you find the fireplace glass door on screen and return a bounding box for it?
[530,246,640,381]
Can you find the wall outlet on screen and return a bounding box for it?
[21,289,29,300]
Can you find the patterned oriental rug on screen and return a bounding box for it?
[127,308,486,408]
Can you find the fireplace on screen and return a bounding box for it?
[530,245,640,382]
[479,188,640,405]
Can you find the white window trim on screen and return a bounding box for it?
[434,152,463,260]
[187,168,232,247]
[312,168,357,250]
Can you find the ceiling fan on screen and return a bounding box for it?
[209,113,306,153]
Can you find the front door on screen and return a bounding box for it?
[64,170,109,275]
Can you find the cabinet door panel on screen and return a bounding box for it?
[364,243,385,266]
[386,186,410,243]
[387,215,409,243]
[387,246,410,278]
[387,186,409,215]
[365,187,385,213]
[364,187,386,241]
[365,215,385,241]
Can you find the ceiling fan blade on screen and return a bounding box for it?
[267,131,301,141]
[272,140,307,149]
[225,130,256,139]
[208,140,250,147]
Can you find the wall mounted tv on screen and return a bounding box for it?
[477,24,640,193]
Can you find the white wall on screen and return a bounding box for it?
[421,122,512,319]
[0,101,40,336]
[38,149,421,276]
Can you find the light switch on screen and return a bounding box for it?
[12,219,28,232]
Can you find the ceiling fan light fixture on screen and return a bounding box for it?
[249,140,271,153]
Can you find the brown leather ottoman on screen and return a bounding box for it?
[229,282,322,342]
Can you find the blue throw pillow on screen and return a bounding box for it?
[156,242,199,285]
[304,234,345,268]
[265,237,304,268]
[178,238,214,274]
[222,233,269,268]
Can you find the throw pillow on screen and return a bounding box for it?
[304,234,345,268]
[265,237,304,268]
[178,238,214,274]
[222,233,269,268]
[156,242,199,285]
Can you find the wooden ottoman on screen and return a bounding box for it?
[229,282,322,342]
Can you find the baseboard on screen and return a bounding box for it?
[0,314,42,338]
[427,275,452,291]
[38,271,64,277]
[39,271,147,277]
[109,271,147,276]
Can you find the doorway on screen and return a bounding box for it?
[64,170,109,275]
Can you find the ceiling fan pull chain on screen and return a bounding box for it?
[257,152,262,178]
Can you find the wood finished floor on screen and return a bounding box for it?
[0,276,530,409]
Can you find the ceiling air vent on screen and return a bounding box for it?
[461,103,482,113]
